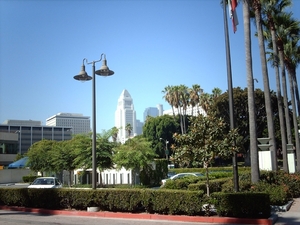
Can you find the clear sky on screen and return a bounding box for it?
[1,0,300,133]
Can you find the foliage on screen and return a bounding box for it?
[72,131,116,174]
[113,136,158,185]
[211,192,271,218]
[211,87,282,153]
[250,182,289,206]
[140,159,168,186]
[26,139,57,176]
[113,136,157,171]
[172,113,238,168]
[142,114,181,158]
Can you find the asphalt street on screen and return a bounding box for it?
[0,210,229,225]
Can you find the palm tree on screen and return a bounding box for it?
[211,87,222,98]
[125,123,133,138]
[189,84,202,116]
[261,0,292,172]
[284,39,300,172]
[243,0,260,182]
[252,0,278,170]
[200,92,212,114]
[111,126,119,143]
[275,12,297,145]
[179,84,189,134]
[162,85,176,118]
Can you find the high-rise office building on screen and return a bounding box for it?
[143,104,163,121]
[46,113,90,135]
[115,89,136,143]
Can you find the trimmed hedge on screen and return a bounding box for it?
[0,188,271,219]
[211,192,270,218]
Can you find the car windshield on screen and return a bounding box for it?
[32,178,55,185]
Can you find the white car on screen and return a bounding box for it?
[161,172,203,187]
[28,177,62,189]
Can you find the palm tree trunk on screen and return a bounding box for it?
[270,26,288,172]
[293,74,300,117]
[287,69,300,172]
[278,44,293,145]
[243,0,259,183]
[254,0,277,170]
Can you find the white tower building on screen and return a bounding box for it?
[46,113,90,135]
[115,90,136,143]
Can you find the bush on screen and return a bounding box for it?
[251,181,290,205]
[211,192,270,218]
[163,176,205,190]
[23,175,40,183]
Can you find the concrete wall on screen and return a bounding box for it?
[0,169,31,184]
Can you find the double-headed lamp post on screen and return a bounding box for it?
[74,54,114,189]
[160,138,169,160]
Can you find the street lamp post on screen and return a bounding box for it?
[160,138,169,160]
[74,54,114,189]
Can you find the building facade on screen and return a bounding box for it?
[46,113,90,135]
[114,89,136,143]
[0,123,72,166]
[143,104,163,122]
[163,104,207,117]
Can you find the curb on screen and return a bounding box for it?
[0,205,275,225]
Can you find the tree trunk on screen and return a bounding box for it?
[254,0,277,170]
[287,69,300,172]
[270,24,288,172]
[278,43,292,145]
[243,0,260,182]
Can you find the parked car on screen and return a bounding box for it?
[27,177,62,189]
[160,172,203,187]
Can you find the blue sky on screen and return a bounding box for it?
[1,0,300,133]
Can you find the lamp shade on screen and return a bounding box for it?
[95,58,114,76]
[74,65,92,81]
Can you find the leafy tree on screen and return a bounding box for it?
[50,140,77,186]
[72,132,115,185]
[211,87,281,154]
[27,139,57,176]
[172,113,238,196]
[113,136,157,185]
[143,114,181,158]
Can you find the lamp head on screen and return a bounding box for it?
[74,64,92,81]
[95,55,114,76]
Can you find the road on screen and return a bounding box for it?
[0,210,223,225]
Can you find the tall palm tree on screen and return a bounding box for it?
[179,84,189,134]
[111,126,119,143]
[162,85,176,118]
[252,0,278,170]
[275,12,297,145]
[189,84,202,116]
[284,39,300,172]
[200,92,212,114]
[261,0,292,172]
[125,123,133,138]
[243,0,260,182]
[211,87,222,99]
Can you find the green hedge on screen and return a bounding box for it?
[210,192,270,218]
[0,188,271,218]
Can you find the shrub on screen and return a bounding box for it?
[250,181,290,205]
